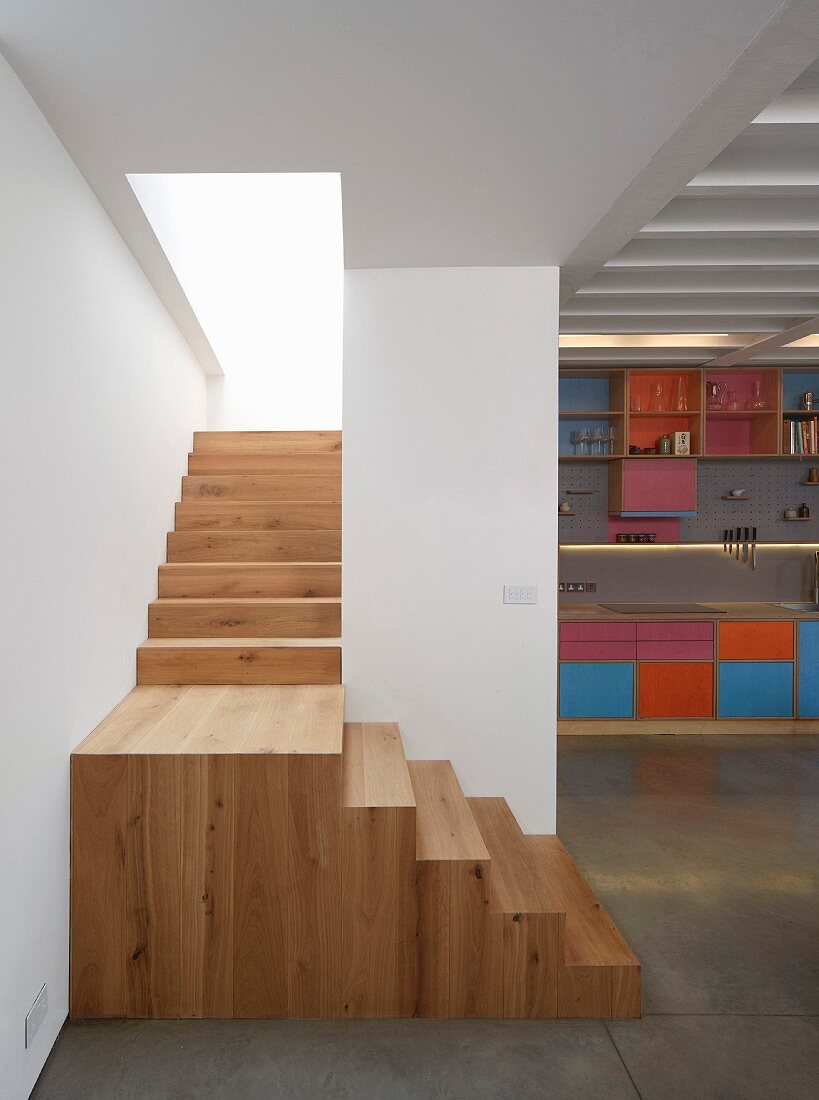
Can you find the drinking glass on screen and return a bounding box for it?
[745,380,766,410]
[727,389,740,411]
[649,383,664,412]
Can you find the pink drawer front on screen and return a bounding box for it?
[560,640,637,661]
[636,621,714,642]
[637,639,714,661]
[560,622,637,643]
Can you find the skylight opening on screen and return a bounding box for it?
[128,173,343,430]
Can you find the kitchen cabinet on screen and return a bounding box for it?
[798,621,819,717]
[559,662,634,719]
[718,661,794,718]
[559,621,636,662]
[638,662,713,718]
[636,620,713,661]
[719,621,794,661]
[608,459,697,517]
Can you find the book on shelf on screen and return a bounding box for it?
[785,416,819,455]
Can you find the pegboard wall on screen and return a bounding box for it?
[559,460,819,543]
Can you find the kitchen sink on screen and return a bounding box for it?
[772,602,819,613]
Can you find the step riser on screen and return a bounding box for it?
[148,602,341,639]
[175,502,342,531]
[167,531,341,563]
[194,431,341,454]
[158,564,341,599]
[189,453,342,475]
[182,475,340,502]
[137,647,341,685]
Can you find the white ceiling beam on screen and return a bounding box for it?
[638,196,819,237]
[606,238,819,267]
[701,315,819,366]
[559,0,819,304]
[562,294,819,316]
[576,268,819,294]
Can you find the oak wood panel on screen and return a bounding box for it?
[189,452,341,476]
[232,755,288,1017]
[408,760,490,863]
[449,859,502,1018]
[194,430,341,454]
[719,620,795,661]
[287,754,343,1017]
[137,642,341,686]
[126,756,182,1018]
[70,755,127,1018]
[182,474,341,502]
[167,530,341,563]
[149,598,341,639]
[558,965,611,1019]
[180,755,234,1018]
[415,861,450,1018]
[175,501,342,531]
[342,724,416,809]
[76,686,343,756]
[158,562,341,599]
[611,964,642,1018]
[468,798,560,1018]
[74,687,189,754]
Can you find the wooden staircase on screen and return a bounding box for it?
[70,431,640,1021]
[137,430,341,687]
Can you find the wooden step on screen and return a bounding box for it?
[75,684,344,755]
[158,562,341,599]
[72,686,343,1019]
[137,637,341,685]
[528,836,641,1018]
[194,430,341,454]
[341,724,416,1017]
[468,797,561,1018]
[183,474,340,502]
[148,597,341,638]
[167,530,341,563]
[175,501,341,531]
[188,452,342,476]
[407,760,499,1018]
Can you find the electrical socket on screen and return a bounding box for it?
[25,983,47,1049]
[504,585,538,605]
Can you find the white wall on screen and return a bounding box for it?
[343,267,559,834]
[0,56,206,1100]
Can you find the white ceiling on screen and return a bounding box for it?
[3,1,819,372]
[561,58,819,367]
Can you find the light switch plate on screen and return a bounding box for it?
[504,585,538,604]
[25,984,47,1048]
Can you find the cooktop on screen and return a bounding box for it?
[600,603,726,615]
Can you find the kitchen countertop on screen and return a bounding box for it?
[558,601,817,621]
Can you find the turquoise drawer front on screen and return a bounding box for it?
[559,662,634,719]
[718,661,794,718]
[798,621,819,717]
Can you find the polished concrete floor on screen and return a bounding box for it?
[33,735,819,1099]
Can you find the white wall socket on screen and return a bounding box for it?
[503,585,538,604]
[25,983,48,1048]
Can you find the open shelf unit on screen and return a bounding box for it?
[559,366,819,461]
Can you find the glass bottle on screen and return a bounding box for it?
[726,389,740,411]
[649,382,664,412]
[672,375,688,412]
[745,379,767,410]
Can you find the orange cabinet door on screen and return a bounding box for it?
[638,662,714,718]
[719,621,794,661]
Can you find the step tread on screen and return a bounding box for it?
[159,561,341,569]
[188,453,342,475]
[74,684,344,756]
[175,501,341,530]
[194,430,341,453]
[140,636,341,648]
[467,797,546,913]
[408,760,490,863]
[342,723,416,809]
[157,562,341,599]
[183,474,341,502]
[167,530,341,563]
[528,836,638,969]
[150,597,341,606]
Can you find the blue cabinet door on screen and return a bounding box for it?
[798,622,819,717]
[559,662,634,719]
[718,661,794,718]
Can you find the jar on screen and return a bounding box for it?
[798,502,811,518]
[658,435,672,456]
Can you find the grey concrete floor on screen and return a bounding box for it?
[32,734,819,1099]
